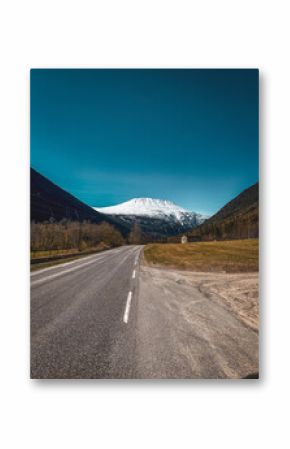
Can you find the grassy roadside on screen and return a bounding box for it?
[144,239,259,273]
[31,243,109,259]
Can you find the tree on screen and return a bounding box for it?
[96,222,125,247]
[128,223,142,244]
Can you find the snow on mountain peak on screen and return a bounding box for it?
[95,197,185,217]
[93,197,208,225]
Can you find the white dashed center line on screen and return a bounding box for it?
[123,291,132,324]
[132,270,136,279]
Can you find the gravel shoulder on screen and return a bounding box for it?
[136,265,259,378]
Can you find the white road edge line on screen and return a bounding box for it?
[31,246,126,277]
[31,252,108,277]
[31,257,104,286]
[132,270,136,279]
[123,291,132,324]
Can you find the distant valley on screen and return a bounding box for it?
[31,167,258,242]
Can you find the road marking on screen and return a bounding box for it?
[31,252,108,276]
[31,257,104,286]
[132,270,136,279]
[123,291,132,324]
[30,246,129,277]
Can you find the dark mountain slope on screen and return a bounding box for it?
[207,182,258,223]
[30,168,130,235]
[186,182,259,241]
[104,213,200,239]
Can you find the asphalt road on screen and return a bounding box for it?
[31,245,258,379]
[31,246,142,379]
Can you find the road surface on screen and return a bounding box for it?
[31,245,258,379]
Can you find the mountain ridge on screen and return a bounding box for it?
[185,182,259,241]
[94,197,208,238]
[30,168,130,236]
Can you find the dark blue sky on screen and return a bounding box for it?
[31,69,258,215]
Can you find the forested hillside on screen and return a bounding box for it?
[178,183,259,241]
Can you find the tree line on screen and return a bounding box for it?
[31,220,147,252]
[31,220,126,252]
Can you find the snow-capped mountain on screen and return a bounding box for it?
[94,198,208,237]
[95,198,207,224]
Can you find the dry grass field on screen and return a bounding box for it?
[144,239,259,273]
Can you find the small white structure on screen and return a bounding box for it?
[181,235,188,244]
